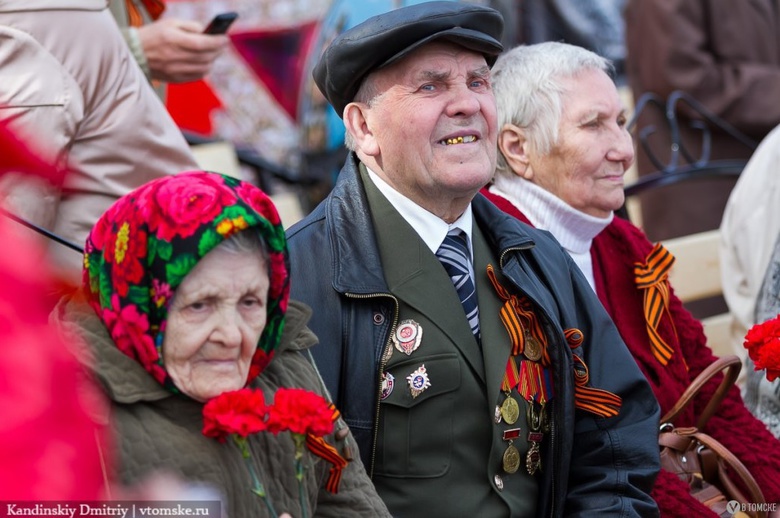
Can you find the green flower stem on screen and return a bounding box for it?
[292,433,309,518]
[234,435,279,518]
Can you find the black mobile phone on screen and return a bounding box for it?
[204,12,238,35]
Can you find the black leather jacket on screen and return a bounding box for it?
[287,154,660,517]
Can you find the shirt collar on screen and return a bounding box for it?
[366,168,474,257]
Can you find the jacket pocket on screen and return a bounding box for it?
[373,353,460,478]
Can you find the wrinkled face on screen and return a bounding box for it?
[528,68,634,218]
[362,42,498,212]
[163,246,269,402]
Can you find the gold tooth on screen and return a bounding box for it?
[444,136,477,145]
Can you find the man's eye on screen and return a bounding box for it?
[420,84,436,92]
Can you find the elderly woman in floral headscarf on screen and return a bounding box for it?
[54,171,390,517]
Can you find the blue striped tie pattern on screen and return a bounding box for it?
[436,229,481,340]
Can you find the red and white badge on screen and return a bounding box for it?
[393,319,423,356]
[380,372,395,400]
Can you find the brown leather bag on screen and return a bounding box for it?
[659,355,767,518]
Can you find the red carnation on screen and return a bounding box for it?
[266,388,334,437]
[202,388,268,442]
[744,315,780,382]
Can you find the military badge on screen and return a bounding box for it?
[380,372,395,400]
[406,364,431,398]
[393,319,423,355]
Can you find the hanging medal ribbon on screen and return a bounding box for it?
[489,264,622,419]
[634,243,679,365]
[488,265,550,365]
[305,403,348,493]
[517,360,553,405]
[488,265,553,401]
[571,355,622,417]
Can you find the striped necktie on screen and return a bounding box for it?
[436,229,481,340]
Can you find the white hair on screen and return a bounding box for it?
[218,230,269,266]
[491,42,614,178]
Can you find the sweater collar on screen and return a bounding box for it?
[490,175,612,255]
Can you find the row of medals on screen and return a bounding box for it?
[498,333,548,476]
[390,320,549,475]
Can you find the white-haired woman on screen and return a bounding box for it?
[481,41,780,516]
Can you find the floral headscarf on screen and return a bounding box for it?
[83,171,290,391]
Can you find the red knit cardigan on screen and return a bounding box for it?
[481,188,780,515]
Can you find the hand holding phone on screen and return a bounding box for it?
[204,12,238,35]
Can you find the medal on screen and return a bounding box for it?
[523,334,543,361]
[525,440,541,475]
[380,372,395,400]
[406,365,431,398]
[393,319,423,355]
[525,403,545,475]
[503,444,521,473]
[500,395,520,425]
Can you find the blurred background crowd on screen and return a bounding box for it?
[2,0,779,511]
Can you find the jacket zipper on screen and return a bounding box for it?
[498,244,535,269]
[549,412,557,517]
[345,292,399,478]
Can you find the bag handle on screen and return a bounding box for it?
[661,355,742,429]
[690,430,767,517]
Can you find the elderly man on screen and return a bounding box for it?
[287,2,660,516]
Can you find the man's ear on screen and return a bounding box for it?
[498,123,534,180]
[344,102,379,157]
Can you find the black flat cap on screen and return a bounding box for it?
[313,1,504,117]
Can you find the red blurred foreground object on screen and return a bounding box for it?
[0,121,111,499]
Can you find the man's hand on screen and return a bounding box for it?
[137,18,229,83]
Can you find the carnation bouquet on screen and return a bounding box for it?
[202,387,347,518]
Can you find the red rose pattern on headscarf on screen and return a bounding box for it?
[83,171,290,393]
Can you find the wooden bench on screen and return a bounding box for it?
[662,229,732,357]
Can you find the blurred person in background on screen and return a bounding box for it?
[482,41,780,515]
[721,125,780,381]
[0,0,198,278]
[109,0,229,94]
[747,230,780,440]
[624,0,780,241]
